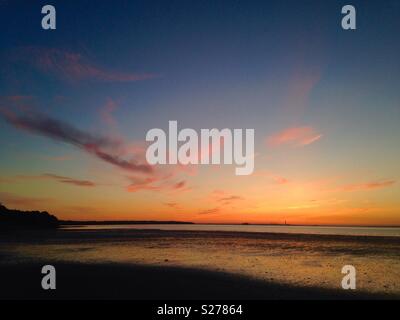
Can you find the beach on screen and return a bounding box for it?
[1,228,400,299]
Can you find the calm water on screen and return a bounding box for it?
[64,224,400,237]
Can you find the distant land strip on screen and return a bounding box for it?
[60,220,194,225]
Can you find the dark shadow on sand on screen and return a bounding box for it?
[0,262,396,300]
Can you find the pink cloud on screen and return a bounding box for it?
[267,126,322,147]
[273,176,289,184]
[126,173,190,193]
[285,70,320,111]
[254,171,290,185]
[100,98,118,126]
[280,59,322,122]
[16,47,159,82]
[126,177,160,192]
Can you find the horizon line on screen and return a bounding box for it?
[60,220,400,228]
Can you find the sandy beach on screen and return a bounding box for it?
[1,228,400,299]
[0,261,392,300]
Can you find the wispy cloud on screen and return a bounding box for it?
[126,175,189,193]
[1,109,153,174]
[1,95,33,103]
[217,195,243,204]
[197,207,220,215]
[126,176,160,192]
[5,173,96,187]
[342,180,396,192]
[209,190,244,205]
[267,126,322,147]
[41,174,96,187]
[15,47,159,82]
[272,176,289,184]
[254,170,290,185]
[100,98,118,126]
[284,68,321,117]
[1,108,197,194]
[173,180,186,190]
[164,202,181,210]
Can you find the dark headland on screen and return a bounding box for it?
[0,203,193,230]
[0,203,59,229]
[60,220,194,225]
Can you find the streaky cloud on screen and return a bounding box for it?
[14,47,159,83]
[342,180,396,192]
[1,109,153,174]
[267,126,322,147]
[42,173,96,187]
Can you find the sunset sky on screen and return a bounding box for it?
[1,0,399,225]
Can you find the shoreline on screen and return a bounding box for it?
[60,221,400,228]
[60,223,400,238]
[2,227,400,244]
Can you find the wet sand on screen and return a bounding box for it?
[1,228,400,299]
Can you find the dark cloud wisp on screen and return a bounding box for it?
[1,110,153,174]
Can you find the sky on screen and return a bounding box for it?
[0,0,399,225]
